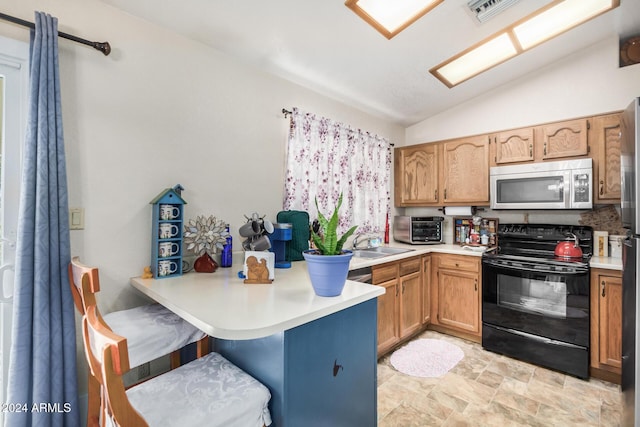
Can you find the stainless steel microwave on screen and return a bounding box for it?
[393,216,444,244]
[490,158,593,210]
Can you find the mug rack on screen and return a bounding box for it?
[149,185,186,279]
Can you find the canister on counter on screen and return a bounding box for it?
[609,235,625,259]
[593,231,609,257]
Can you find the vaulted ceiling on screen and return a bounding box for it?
[100,0,640,126]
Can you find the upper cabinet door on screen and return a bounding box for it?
[442,136,489,204]
[494,127,535,164]
[540,119,589,160]
[591,113,622,203]
[394,144,439,206]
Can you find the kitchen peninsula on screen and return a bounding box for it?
[130,259,384,427]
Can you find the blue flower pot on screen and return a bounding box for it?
[302,250,354,297]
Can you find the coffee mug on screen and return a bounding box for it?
[159,223,179,239]
[250,234,271,251]
[480,234,489,245]
[239,220,261,237]
[158,242,180,258]
[158,260,178,276]
[159,204,180,220]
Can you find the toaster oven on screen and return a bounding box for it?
[393,216,444,245]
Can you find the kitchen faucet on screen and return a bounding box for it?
[352,233,382,250]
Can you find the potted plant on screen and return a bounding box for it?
[183,215,229,272]
[303,194,358,296]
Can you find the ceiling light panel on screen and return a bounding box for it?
[345,0,443,39]
[432,33,518,87]
[513,0,618,50]
[431,0,620,88]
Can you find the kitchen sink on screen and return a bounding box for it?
[352,247,414,259]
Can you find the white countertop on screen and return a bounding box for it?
[130,258,384,340]
[131,243,622,341]
[356,242,623,271]
[589,256,623,271]
[349,242,485,269]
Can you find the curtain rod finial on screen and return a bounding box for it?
[93,41,111,56]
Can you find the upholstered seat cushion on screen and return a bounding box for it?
[103,303,206,368]
[126,351,272,427]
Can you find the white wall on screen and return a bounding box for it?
[406,36,640,145]
[403,36,640,236]
[1,0,403,307]
[1,0,403,396]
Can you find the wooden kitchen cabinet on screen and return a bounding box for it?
[399,257,423,339]
[591,113,622,203]
[590,268,622,383]
[394,143,440,206]
[539,118,589,160]
[373,263,400,355]
[431,254,481,342]
[422,255,431,325]
[490,118,591,166]
[373,256,423,356]
[492,127,535,165]
[442,135,490,205]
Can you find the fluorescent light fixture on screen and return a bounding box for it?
[513,0,617,50]
[345,0,444,39]
[430,0,619,88]
[432,33,518,88]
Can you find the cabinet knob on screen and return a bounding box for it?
[475,279,478,291]
[444,189,447,200]
[601,280,606,297]
[600,180,604,195]
[395,284,399,297]
[543,142,547,156]
[529,143,533,158]
[434,189,438,200]
[402,283,406,294]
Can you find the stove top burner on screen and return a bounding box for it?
[488,223,593,264]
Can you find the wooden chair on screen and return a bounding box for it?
[82,304,272,427]
[69,257,209,425]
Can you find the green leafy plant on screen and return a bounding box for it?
[311,193,358,255]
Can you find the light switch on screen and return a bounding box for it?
[69,208,84,230]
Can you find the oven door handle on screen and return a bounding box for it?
[490,324,586,350]
[482,258,588,275]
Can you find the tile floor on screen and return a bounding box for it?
[377,330,622,426]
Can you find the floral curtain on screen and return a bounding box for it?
[283,108,391,234]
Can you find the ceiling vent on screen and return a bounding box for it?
[467,0,521,23]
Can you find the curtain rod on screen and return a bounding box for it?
[0,12,111,56]
[282,107,394,147]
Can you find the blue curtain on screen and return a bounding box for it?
[5,12,79,427]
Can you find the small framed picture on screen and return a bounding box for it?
[243,251,275,284]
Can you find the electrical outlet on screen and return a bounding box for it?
[137,362,150,379]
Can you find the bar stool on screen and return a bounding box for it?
[82,303,272,426]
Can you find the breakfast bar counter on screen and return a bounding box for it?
[130,258,384,339]
[130,258,384,426]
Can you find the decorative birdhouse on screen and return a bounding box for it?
[149,184,187,279]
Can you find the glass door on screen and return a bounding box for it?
[0,35,28,426]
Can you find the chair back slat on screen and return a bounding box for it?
[83,304,147,427]
[69,256,101,315]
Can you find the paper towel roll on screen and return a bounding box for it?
[443,206,473,216]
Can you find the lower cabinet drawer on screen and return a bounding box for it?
[372,263,398,285]
[437,254,479,272]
